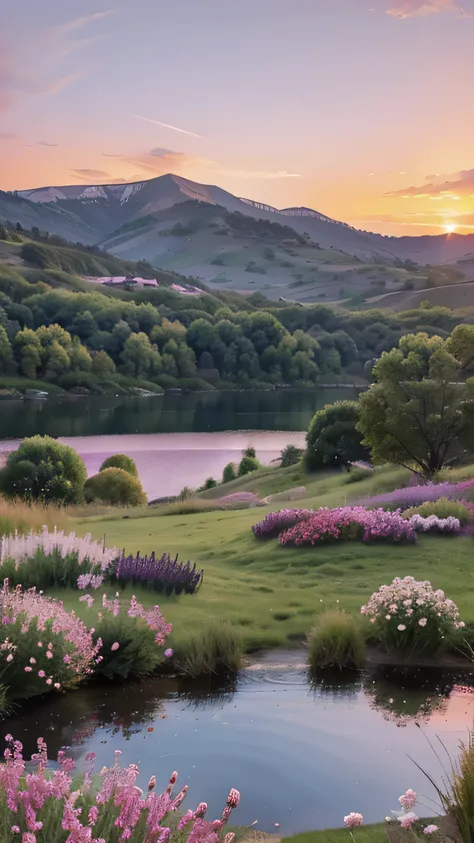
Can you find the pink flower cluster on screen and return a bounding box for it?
[252,509,314,539]
[346,789,439,836]
[0,580,101,689]
[0,528,119,571]
[0,735,240,843]
[279,507,416,547]
[99,592,172,647]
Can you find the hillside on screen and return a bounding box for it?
[0,174,472,308]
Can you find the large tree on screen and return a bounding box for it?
[305,400,370,470]
[357,332,474,478]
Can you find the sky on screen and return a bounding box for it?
[0,0,473,236]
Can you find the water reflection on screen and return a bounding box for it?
[1,657,474,833]
[0,389,360,440]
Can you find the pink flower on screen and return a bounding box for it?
[385,615,391,621]
[399,813,419,829]
[399,789,417,810]
[397,624,406,631]
[29,657,36,664]
[24,666,33,672]
[6,654,13,662]
[344,813,364,828]
[38,670,45,678]
[227,788,240,809]
[46,651,53,659]
[85,752,96,763]
[46,678,52,685]
[54,683,61,690]
[11,826,20,834]
[63,655,71,664]
[111,642,120,652]
[419,618,427,627]
[164,648,173,658]
[424,825,439,835]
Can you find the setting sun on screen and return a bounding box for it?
[444,222,457,234]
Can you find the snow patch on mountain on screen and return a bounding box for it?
[18,187,68,204]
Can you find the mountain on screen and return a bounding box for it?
[1,173,473,305]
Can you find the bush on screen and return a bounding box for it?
[280,444,303,468]
[403,497,470,526]
[222,462,237,483]
[92,613,164,679]
[243,446,257,459]
[99,454,138,477]
[0,737,240,842]
[308,611,366,670]
[84,468,147,506]
[179,620,243,677]
[407,514,461,534]
[305,400,370,471]
[361,576,465,657]
[363,479,474,510]
[111,551,203,595]
[343,467,373,484]
[238,455,260,476]
[199,477,218,491]
[0,436,87,504]
[252,508,313,539]
[279,506,416,547]
[0,584,98,699]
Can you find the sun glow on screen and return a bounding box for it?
[444,221,457,234]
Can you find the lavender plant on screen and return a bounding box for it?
[109,552,203,596]
[252,509,313,539]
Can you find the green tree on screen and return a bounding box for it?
[71,310,97,340]
[69,338,92,372]
[84,468,146,506]
[44,340,70,381]
[0,436,87,504]
[306,401,369,470]
[91,350,116,377]
[121,332,161,378]
[0,325,15,374]
[446,324,474,373]
[357,333,474,478]
[100,454,138,476]
[14,328,42,379]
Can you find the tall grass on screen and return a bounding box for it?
[414,730,474,843]
[178,620,243,677]
[0,497,70,536]
[307,611,366,671]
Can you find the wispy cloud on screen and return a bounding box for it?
[43,72,84,96]
[133,114,206,139]
[49,10,115,38]
[36,141,59,147]
[387,168,474,197]
[386,0,469,18]
[70,168,113,181]
[0,132,17,140]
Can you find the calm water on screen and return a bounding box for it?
[0,389,360,499]
[2,652,473,835]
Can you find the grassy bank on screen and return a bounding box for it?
[283,827,386,843]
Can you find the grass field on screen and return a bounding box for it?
[63,465,474,656]
[283,826,386,843]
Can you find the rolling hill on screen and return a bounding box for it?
[1,173,473,306]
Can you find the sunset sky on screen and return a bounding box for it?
[1,0,473,236]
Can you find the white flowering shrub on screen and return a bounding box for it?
[361,576,464,656]
[408,514,460,534]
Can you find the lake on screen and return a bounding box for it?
[0,388,360,499]
[2,651,473,835]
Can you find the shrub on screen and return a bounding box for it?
[305,400,369,470]
[361,576,465,656]
[84,468,147,506]
[238,455,260,476]
[343,467,373,484]
[222,462,237,483]
[0,436,87,504]
[0,527,118,570]
[308,611,365,670]
[243,446,256,459]
[252,508,313,539]
[199,477,218,491]
[280,444,303,468]
[0,582,99,699]
[403,497,470,526]
[92,613,165,679]
[408,514,461,534]
[111,551,203,595]
[99,454,138,477]
[280,506,416,547]
[0,736,240,843]
[362,479,474,510]
[179,620,243,677]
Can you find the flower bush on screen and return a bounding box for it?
[252,509,313,539]
[408,514,461,534]
[91,592,172,679]
[0,580,100,699]
[0,735,240,843]
[345,788,441,837]
[361,479,474,510]
[402,498,470,526]
[279,507,416,547]
[0,528,120,591]
[110,552,203,596]
[361,576,464,656]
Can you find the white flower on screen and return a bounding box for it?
[398,624,406,631]
[418,618,427,627]
[424,825,439,835]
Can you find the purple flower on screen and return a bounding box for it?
[164,648,173,659]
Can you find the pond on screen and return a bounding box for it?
[2,651,473,835]
[0,388,361,499]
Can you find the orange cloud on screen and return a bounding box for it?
[387,169,474,197]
